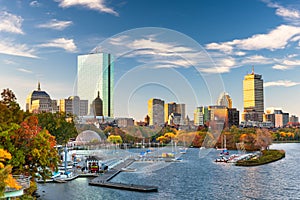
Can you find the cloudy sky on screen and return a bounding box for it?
[1,0,300,120]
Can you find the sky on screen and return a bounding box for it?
[1,0,300,120]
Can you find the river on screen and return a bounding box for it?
[37,143,300,200]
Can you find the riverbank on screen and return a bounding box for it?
[236,149,285,166]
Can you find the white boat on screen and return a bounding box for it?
[121,167,137,172]
[171,158,183,162]
[179,148,187,154]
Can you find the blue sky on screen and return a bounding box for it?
[1,0,300,120]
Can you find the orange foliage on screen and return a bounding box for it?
[0,149,21,190]
[4,174,21,190]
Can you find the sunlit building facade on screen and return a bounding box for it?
[148,98,165,126]
[77,53,114,117]
[217,92,232,108]
[242,68,264,122]
[26,82,53,113]
[164,102,186,123]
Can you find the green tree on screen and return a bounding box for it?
[37,112,78,145]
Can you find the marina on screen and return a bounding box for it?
[37,143,299,200]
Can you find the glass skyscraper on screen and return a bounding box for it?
[242,68,264,122]
[77,53,114,117]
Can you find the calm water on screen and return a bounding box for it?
[37,143,300,200]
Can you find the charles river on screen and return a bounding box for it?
[37,143,300,200]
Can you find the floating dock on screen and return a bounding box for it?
[89,158,158,192]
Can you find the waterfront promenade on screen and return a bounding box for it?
[89,158,158,192]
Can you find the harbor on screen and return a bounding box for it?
[88,158,158,192]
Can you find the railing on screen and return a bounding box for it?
[5,175,31,192]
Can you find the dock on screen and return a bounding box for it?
[89,158,158,192]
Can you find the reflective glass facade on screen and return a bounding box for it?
[243,72,264,122]
[77,53,114,117]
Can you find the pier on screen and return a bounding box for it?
[89,158,158,192]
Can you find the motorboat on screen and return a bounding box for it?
[121,167,137,172]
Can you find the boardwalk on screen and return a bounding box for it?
[89,158,158,192]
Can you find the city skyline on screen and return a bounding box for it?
[1,0,300,120]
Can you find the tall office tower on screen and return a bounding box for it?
[217,92,232,108]
[148,98,165,126]
[242,67,264,122]
[175,103,186,121]
[164,102,186,123]
[194,107,204,126]
[164,102,176,122]
[77,53,114,117]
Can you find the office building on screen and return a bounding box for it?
[194,107,204,126]
[264,108,289,128]
[217,92,232,108]
[242,67,264,122]
[77,53,114,117]
[164,102,186,123]
[148,98,165,126]
[59,96,88,116]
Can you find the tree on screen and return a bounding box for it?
[0,89,27,128]
[0,116,59,180]
[0,149,21,197]
[37,112,78,145]
[107,135,123,144]
[255,129,273,150]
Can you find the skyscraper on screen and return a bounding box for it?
[164,102,186,123]
[148,98,165,126]
[77,53,114,117]
[217,92,232,108]
[242,67,264,122]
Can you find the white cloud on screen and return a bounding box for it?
[264,1,300,21]
[206,25,300,52]
[199,66,230,74]
[264,80,300,87]
[235,51,246,56]
[272,64,291,70]
[205,42,233,53]
[242,55,273,65]
[0,11,24,34]
[30,1,41,7]
[287,54,298,58]
[3,59,17,65]
[37,19,73,30]
[0,39,37,58]
[276,6,300,19]
[17,68,33,74]
[282,59,300,65]
[39,38,77,52]
[56,0,118,16]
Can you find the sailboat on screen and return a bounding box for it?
[179,136,187,154]
[216,135,229,155]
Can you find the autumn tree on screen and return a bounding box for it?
[0,149,21,197]
[0,116,59,180]
[107,135,123,144]
[255,129,273,150]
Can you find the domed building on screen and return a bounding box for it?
[75,130,102,145]
[26,82,53,113]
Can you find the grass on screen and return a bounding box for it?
[235,149,285,167]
